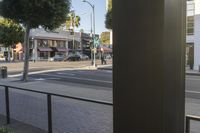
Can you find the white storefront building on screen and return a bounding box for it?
[186,0,200,70]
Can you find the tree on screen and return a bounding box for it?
[66,12,81,31]
[80,28,84,33]
[105,0,112,29]
[66,11,81,53]
[0,0,71,81]
[0,18,24,61]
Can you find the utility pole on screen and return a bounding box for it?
[83,0,96,67]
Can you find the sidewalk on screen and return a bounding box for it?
[0,115,46,133]
[0,78,113,133]
[186,69,200,76]
[0,60,113,73]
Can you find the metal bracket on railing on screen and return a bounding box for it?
[186,115,200,133]
[5,86,10,124]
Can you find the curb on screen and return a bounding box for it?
[186,73,200,76]
[98,67,112,70]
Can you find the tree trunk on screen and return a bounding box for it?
[22,24,30,82]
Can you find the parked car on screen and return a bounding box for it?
[50,55,64,61]
[66,54,81,61]
[80,54,89,60]
[0,55,5,61]
[105,54,112,59]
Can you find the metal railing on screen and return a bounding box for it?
[186,115,200,133]
[0,85,113,133]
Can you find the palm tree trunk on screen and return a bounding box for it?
[22,24,30,82]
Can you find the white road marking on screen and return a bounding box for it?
[34,78,45,81]
[40,73,112,84]
[8,67,85,78]
[186,90,200,94]
[186,78,200,81]
[101,70,112,73]
[47,78,61,80]
[57,72,75,76]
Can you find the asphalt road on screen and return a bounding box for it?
[7,71,200,95]
[9,69,113,88]
[186,75,200,99]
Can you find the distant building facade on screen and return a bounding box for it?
[186,0,200,70]
[29,28,94,61]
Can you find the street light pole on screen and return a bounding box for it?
[82,0,96,67]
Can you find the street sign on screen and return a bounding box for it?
[94,37,100,47]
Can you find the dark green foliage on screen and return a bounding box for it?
[0,128,11,133]
[0,18,24,47]
[0,0,71,30]
[105,0,112,29]
[105,9,112,29]
[0,0,71,81]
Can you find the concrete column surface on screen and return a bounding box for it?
[113,0,185,133]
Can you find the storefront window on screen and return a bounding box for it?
[56,40,65,48]
[37,39,49,47]
[187,1,195,35]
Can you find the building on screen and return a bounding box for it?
[186,0,200,70]
[0,28,97,61]
[0,44,7,61]
[0,44,14,61]
[29,28,94,61]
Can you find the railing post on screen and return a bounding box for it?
[186,116,190,133]
[5,86,10,124]
[47,94,52,133]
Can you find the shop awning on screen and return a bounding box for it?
[56,48,67,52]
[98,47,112,53]
[38,48,53,52]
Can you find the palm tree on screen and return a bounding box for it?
[66,12,81,53]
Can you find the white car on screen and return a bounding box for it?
[80,54,89,60]
[0,55,5,61]
[49,55,64,61]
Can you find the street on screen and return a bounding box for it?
[186,75,200,98]
[26,69,112,88]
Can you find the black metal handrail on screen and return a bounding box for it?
[186,115,200,133]
[0,84,113,133]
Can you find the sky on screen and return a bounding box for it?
[71,0,108,35]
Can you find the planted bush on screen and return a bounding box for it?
[0,128,11,133]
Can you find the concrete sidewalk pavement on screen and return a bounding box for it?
[0,115,47,133]
[0,60,113,73]
[186,69,200,76]
[0,78,113,133]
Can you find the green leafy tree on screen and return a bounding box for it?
[0,18,24,61]
[0,0,71,81]
[105,0,112,29]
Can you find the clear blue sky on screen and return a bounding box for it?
[71,0,108,35]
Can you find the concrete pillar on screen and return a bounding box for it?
[65,41,68,57]
[113,0,185,133]
[34,39,38,61]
